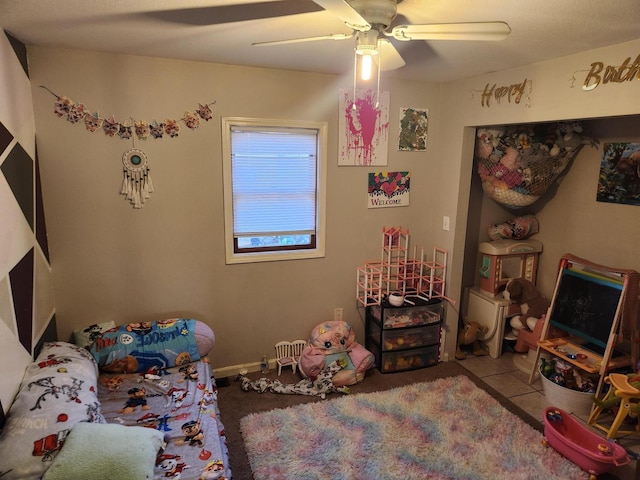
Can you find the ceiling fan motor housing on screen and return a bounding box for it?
[349,0,398,30]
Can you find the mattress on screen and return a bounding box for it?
[97,357,231,480]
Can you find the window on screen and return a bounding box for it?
[222,117,327,264]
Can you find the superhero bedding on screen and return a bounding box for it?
[0,318,231,480]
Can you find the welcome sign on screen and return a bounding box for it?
[367,171,410,208]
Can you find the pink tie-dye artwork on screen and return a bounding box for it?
[338,89,389,166]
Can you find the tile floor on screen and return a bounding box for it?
[457,351,640,480]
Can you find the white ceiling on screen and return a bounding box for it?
[1,0,639,83]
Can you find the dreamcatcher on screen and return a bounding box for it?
[121,148,153,209]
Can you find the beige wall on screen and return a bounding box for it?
[28,46,446,372]
[28,38,640,371]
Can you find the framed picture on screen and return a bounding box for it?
[597,143,640,206]
[338,89,390,166]
[398,107,428,151]
[368,171,410,208]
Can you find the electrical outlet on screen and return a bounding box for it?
[442,216,450,231]
[334,307,343,321]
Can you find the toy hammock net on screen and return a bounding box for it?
[475,122,596,209]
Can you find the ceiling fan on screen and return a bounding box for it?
[251,0,511,72]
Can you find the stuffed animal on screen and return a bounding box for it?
[504,278,550,337]
[298,320,374,387]
[455,320,489,360]
[488,214,539,241]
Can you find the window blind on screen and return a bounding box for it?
[230,127,318,236]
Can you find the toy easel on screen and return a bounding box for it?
[528,254,640,400]
[356,226,454,307]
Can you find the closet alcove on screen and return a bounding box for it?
[460,115,640,342]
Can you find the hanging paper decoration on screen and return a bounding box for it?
[134,120,150,140]
[150,120,165,139]
[68,103,88,123]
[118,123,133,140]
[183,111,200,130]
[196,103,213,121]
[40,86,216,140]
[53,96,73,118]
[164,118,180,138]
[121,148,154,209]
[84,112,103,132]
[103,115,119,137]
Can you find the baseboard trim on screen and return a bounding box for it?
[212,360,271,378]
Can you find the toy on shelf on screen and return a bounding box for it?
[356,226,453,308]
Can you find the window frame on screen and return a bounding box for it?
[221,117,327,264]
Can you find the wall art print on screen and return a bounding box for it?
[368,171,410,209]
[597,142,640,206]
[398,107,428,151]
[338,89,389,166]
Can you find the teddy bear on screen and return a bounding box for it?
[455,320,489,360]
[298,320,374,387]
[504,278,550,337]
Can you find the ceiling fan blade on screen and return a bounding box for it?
[378,39,405,71]
[253,32,355,47]
[312,0,371,31]
[389,22,511,42]
[143,1,323,26]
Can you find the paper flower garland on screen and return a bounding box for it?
[41,85,215,140]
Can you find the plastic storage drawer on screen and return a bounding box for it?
[369,322,441,351]
[370,304,441,329]
[378,345,440,373]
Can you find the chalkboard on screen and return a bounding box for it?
[549,268,623,351]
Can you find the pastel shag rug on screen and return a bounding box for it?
[240,375,588,480]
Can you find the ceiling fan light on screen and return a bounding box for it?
[361,54,373,80]
[355,30,379,55]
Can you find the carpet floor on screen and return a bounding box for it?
[216,362,551,480]
[240,375,587,479]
